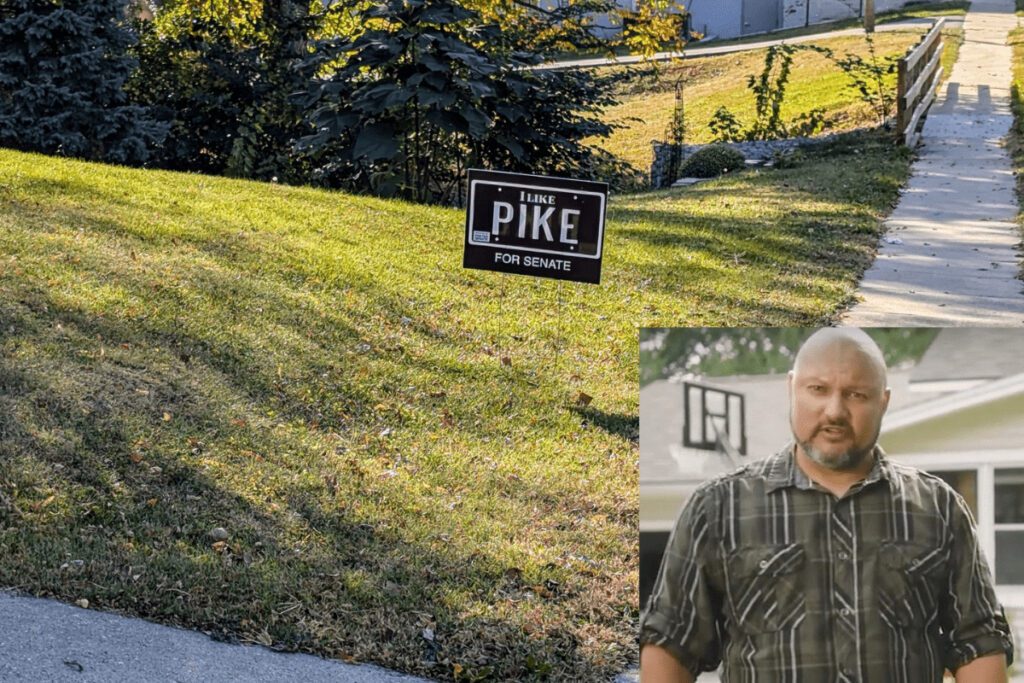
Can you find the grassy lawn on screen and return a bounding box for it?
[0,130,910,679]
[1007,25,1024,282]
[598,28,962,176]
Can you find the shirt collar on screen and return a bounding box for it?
[763,442,892,493]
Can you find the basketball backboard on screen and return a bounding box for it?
[682,381,747,456]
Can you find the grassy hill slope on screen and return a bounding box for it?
[0,136,909,679]
[598,28,962,175]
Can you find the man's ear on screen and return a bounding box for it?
[881,386,891,413]
[787,370,794,396]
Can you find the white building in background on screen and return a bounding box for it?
[640,328,1024,655]
[612,0,920,41]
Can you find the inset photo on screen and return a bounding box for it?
[639,327,1021,682]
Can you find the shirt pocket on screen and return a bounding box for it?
[877,540,949,629]
[724,543,806,635]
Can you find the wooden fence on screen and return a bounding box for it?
[897,18,945,147]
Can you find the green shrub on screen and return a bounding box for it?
[679,144,746,178]
[771,147,806,169]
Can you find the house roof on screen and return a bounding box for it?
[882,371,1024,433]
[910,328,1024,386]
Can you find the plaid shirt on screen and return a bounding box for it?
[640,444,1015,682]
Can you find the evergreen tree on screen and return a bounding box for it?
[0,0,166,164]
[295,0,633,204]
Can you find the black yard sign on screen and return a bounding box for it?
[463,169,607,284]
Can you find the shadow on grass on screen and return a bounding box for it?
[0,181,636,679]
[0,293,631,680]
[570,406,639,444]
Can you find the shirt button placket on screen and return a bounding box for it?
[831,500,858,683]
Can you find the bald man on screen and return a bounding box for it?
[640,329,1014,682]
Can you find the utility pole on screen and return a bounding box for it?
[864,0,875,33]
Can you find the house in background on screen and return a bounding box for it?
[640,328,1024,656]
[615,0,920,42]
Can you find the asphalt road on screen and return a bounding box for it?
[537,16,964,70]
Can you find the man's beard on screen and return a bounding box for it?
[797,438,874,471]
[794,422,880,471]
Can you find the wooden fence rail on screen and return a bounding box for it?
[897,18,945,147]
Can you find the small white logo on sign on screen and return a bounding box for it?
[472,231,491,243]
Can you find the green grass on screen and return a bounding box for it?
[0,133,910,679]
[939,26,964,83]
[596,28,962,174]
[1007,25,1024,282]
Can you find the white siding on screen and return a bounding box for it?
[882,395,1024,454]
[684,0,743,40]
[780,0,917,33]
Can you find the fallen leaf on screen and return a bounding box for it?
[75,598,89,609]
[30,494,56,512]
[162,412,172,422]
[230,418,247,428]
[130,453,144,464]
[501,356,512,367]
[211,541,227,553]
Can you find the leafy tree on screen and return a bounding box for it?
[708,44,828,142]
[127,0,318,179]
[619,0,691,56]
[224,0,316,179]
[832,34,899,126]
[0,0,166,163]
[128,14,259,173]
[465,0,690,58]
[295,0,632,204]
[640,328,939,386]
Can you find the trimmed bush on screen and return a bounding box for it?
[679,144,746,178]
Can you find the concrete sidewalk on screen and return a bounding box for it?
[0,590,640,682]
[0,590,430,683]
[843,0,1024,325]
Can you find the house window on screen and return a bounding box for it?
[994,468,1024,584]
